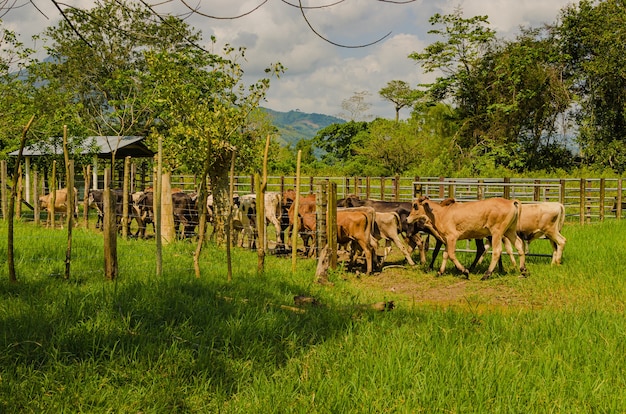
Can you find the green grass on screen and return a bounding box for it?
[2,219,626,412]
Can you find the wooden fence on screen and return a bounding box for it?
[1,160,625,225]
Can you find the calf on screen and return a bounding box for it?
[407,197,527,280]
[337,195,429,265]
[233,192,285,250]
[39,187,78,224]
[89,189,143,235]
[476,201,566,266]
[371,211,416,266]
[336,207,378,274]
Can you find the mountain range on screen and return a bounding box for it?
[262,108,344,148]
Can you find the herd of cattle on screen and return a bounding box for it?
[37,186,568,279]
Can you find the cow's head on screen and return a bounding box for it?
[38,195,48,210]
[407,196,430,224]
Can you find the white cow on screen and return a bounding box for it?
[234,192,284,250]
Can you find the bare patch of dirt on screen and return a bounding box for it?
[336,249,534,312]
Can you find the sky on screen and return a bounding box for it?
[2,0,576,120]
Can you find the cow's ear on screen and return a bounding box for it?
[423,201,432,214]
[441,198,456,207]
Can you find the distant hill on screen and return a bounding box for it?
[262,108,344,147]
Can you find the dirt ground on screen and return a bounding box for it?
[332,249,534,311]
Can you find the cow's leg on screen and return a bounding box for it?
[356,239,373,274]
[441,239,469,278]
[430,239,444,270]
[482,234,504,280]
[468,238,487,272]
[391,235,415,266]
[268,216,283,250]
[549,232,567,264]
[503,229,527,277]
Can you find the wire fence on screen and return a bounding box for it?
[2,164,625,281]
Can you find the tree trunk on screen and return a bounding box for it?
[208,168,232,247]
[160,172,176,244]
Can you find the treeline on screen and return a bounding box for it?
[271,1,626,178]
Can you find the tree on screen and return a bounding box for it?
[0,24,36,159]
[142,44,283,244]
[409,8,573,173]
[357,119,421,175]
[409,8,496,105]
[556,0,626,173]
[338,91,373,122]
[378,80,422,122]
[313,121,370,166]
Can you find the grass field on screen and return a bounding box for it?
[1,218,626,412]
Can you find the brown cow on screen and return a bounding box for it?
[371,211,416,266]
[478,201,566,265]
[287,193,317,256]
[39,187,78,224]
[336,207,378,274]
[337,195,429,265]
[407,196,527,280]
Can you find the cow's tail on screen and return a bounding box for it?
[557,203,566,231]
[512,199,522,230]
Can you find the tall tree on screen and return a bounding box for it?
[557,0,626,172]
[378,80,422,122]
[142,45,283,244]
[313,121,370,166]
[408,8,496,152]
[0,23,36,158]
[338,91,373,122]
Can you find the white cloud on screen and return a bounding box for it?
[2,0,575,119]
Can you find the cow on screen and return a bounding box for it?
[88,189,142,234]
[233,194,257,248]
[132,190,154,238]
[172,191,198,239]
[336,207,379,274]
[371,211,416,266]
[287,193,317,256]
[337,195,430,265]
[475,201,567,266]
[39,187,79,224]
[232,192,285,251]
[132,190,198,239]
[407,196,527,280]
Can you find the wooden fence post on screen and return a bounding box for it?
[1,160,7,220]
[438,176,445,199]
[599,178,605,221]
[503,177,511,199]
[122,157,130,238]
[560,179,566,205]
[315,181,328,258]
[50,160,56,228]
[618,178,623,220]
[83,165,91,228]
[103,168,117,280]
[394,175,400,201]
[477,179,484,200]
[579,178,585,225]
[291,151,302,273]
[533,179,541,201]
[33,171,40,225]
[328,182,337,270]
